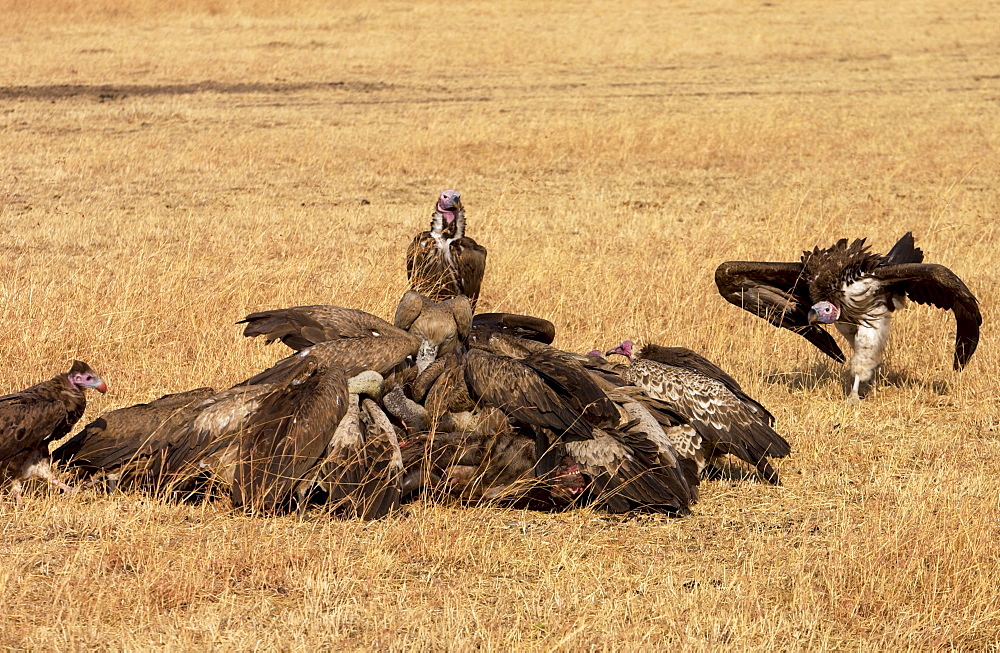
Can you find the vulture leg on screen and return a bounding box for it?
[836,314,892,402]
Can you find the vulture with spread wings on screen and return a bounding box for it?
[406,189,487,309]
[715,232,981,401]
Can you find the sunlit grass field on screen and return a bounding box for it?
[1,0,998,647]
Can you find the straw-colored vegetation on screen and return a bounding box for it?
[1,0,998,648]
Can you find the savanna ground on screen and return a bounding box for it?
[1,0,999,648]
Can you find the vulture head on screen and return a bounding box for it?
[67,360,108,393]
[548,456,586,502]
[394,291,473,373]
[431,189,464,238]
[605,340,635,362]
[807,301,841,324]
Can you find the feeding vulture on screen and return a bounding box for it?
[383,333,699,513]
[1,361,107,503]
[393,291,473,373]
[715,232,982,401]
[605,341,790,484]
[406,189,487,309]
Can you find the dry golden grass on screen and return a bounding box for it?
[1,0,999,648]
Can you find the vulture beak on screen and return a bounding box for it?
[807,308,818,325]
[94,379,108,394]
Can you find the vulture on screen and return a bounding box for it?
[1,361,107,503]
[715,232,982,401]
[605,341,790,484]
[393,291,473,372]
[384,334,699,513]
[406,189,487,309]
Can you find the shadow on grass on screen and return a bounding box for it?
[765,362,949,396]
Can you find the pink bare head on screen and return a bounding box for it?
[436,189,462,223]
[605,340,634,361]
[68,360,108,394]
[808,301,840,324]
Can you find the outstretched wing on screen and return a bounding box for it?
[238,333,419,387]
[450,237,487,309]
[715,260,845,363]
[873,263,982,369]
[239,305,401,351]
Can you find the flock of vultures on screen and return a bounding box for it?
[0,190,982,518]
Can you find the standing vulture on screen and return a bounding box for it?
[606,341,790,484]
[1,361,107,503]
[715,232,982,401]
[406,189,487,309]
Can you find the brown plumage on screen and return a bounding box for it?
[239,305,399,352]
[470,312,556,344]
[715,233,982,369]
[394,291,473,372]
[1,361,107,502]
[52,387,214,489]
[715,232,981,400]
[406,189,487,309]
[607,341,789,484]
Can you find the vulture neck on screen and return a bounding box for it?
[430,208,465,241]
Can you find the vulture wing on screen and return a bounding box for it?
[450,237,487,309]
[715,260,845,363]
[232,357,350,514]
[238,333,419,387]
[625,359,789,484]
[519,349,620,429]
[240,305,401,351]
[0,376,84,462]
[464,349,593,440]
[52,387,214,479]
[873,263,982,369]
[471,313,556,344]
[563,428,695,514]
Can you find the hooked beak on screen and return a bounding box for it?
[95,379,108,394]
[807,308,818,325]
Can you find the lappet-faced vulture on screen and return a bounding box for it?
[606,341,790,485]
[715,232,981,401]
[406,189,487,309]
[1,361,107,503]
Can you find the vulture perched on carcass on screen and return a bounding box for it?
[393,291,473,373]
[384,332,700,514]
[605,341,790,485]
[406,189,487,309]
[1,360,107,503]
[715,232,981,401]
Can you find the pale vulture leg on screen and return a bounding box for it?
[837,315,892,402]
[10,456,75,506]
